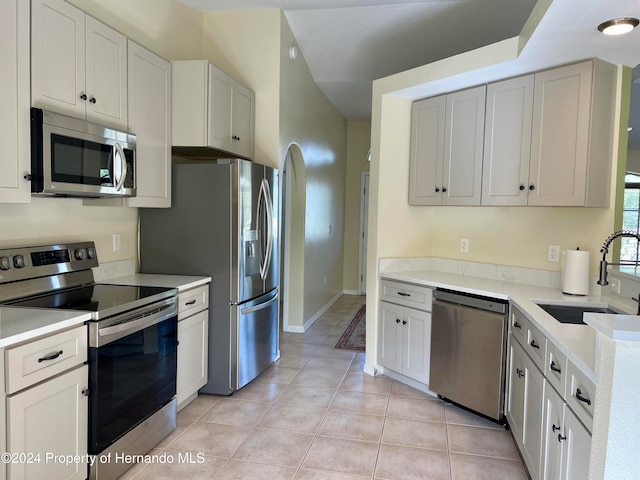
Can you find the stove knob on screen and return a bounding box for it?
[86,247,96,259]
[0,256,11,270]
[74,248,87,260]
[13,255,25,268]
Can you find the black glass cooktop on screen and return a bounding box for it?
[7,284,174,319]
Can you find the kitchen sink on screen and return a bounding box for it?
[536,303,618,325]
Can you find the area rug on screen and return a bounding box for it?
[335,305,366,352]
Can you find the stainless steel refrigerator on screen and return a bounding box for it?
[139,159,279,395]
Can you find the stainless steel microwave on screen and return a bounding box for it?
[30,108,136,198]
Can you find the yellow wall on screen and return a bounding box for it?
[202,10,281,168]
[69,0,203,60]
[278,14,348,324]
[343,121,371,292]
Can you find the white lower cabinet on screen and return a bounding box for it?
[176,284,209,410]
[508,305,593,480]
[507,338,544,480]
[378,280,432,387]
[560,405,591,480]
[542,380,591,480]
[7,365,88,480]
[4,326,88,480]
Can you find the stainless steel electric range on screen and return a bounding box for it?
[0,242,178,480]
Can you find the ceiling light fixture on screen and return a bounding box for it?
[597,17,639,35]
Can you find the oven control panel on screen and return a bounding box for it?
[0,242,99,285]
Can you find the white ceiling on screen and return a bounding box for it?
[179,0,640,148]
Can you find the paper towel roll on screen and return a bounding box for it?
[562,249,590,295]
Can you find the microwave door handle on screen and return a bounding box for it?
[114,142,127,191]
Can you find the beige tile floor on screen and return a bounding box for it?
[121,294,528,480]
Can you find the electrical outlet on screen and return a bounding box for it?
[610,278,621,294]
[323,275,327,286]
[113,233,121,252]
[460,238,469,253]
[548,244,560,263]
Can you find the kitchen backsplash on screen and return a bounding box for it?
[92,259,136,282]
[380,257,565,290]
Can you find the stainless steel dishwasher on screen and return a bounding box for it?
[429,288,508,422]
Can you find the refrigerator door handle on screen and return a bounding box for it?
[257,178,274,280]
[240,292,279,314]
[263,179,274,279]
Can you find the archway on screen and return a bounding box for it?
[280,144,306,332]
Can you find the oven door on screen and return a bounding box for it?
[88,299,178,454]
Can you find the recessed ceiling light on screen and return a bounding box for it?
[597,17,639,35]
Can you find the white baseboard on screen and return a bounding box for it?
[302,291,343,331]
[381,368,437,397]
[285,326,305,333]
[342,289,361,296]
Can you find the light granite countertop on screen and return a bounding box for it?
[380,269,639,383]
[0,307,91,349]
[103,273,211,292]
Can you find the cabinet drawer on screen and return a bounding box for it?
[545,340,567,398]
[178,284,209,320]
[5,326,88,394]
[525,320,546,371]
[380,279,432,311]
[510,307,527,347]
[566,361,595,432]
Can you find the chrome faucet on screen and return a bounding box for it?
[597,230,640,286]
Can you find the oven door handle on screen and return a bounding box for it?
[90,300,177,347]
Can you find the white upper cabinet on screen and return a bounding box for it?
[482,75,534,206]
[0,0,31,204]
[409,96,445,205]
[411,59,616,208]
[126,40,172,208]
[529,60,615,207]
[173,60,255,159]
[31,0,127,129]
[443,85,486,206]
[409,85,485,206]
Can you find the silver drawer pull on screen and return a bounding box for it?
[38,350,63,363]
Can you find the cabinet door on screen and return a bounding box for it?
[529,62,593,206]
[7,365,88,480]
[378,302,404,373]
[0,0,30,203]
[560,408,591,480]
[507,338,526,446]
[127,40,172,208]
[233,83,255,159]
[177,310,209,409]
[207,63,234,152]
[482,75,534,206]
[402,307,431,385]
[85,16,127,128]
[31,0,86,118]
[542,381,565,480]
[442,86,486,206]
[522,351,545,480]
[409,96,445,205]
